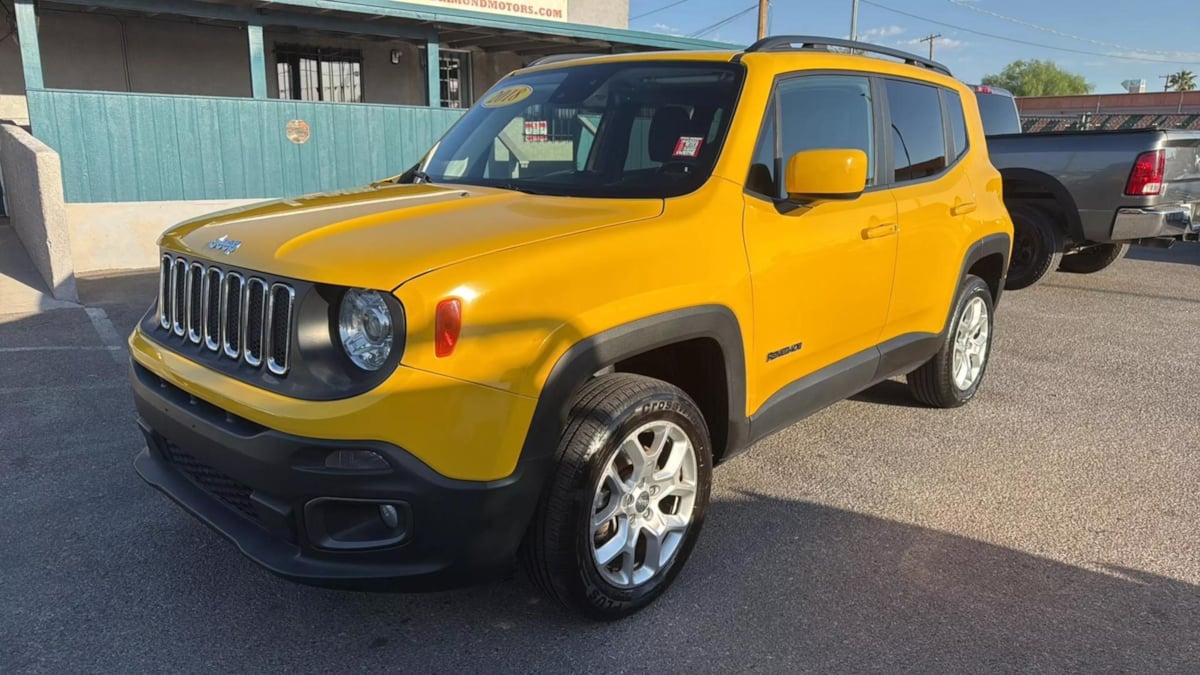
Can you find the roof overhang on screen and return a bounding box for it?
[43,0,739,53]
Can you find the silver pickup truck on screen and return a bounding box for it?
[975,85,1200,289]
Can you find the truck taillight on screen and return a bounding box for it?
[1125,149,1166,196]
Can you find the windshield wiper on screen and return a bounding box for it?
[409,170,435,184]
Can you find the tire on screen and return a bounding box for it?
[907,274,995,408]
[1059,243,1128,274]
[1005,204,1063,290]
[521,373,712,620]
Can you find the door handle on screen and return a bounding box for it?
[952,199,977,216]
[863,223,899,239]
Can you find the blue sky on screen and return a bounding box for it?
[629,0,1200,93]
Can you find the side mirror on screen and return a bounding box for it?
[784,149,868,202]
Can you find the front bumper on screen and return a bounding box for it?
[1111,204,1199,241]
[131,361,549,591]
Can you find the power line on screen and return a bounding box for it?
[631,0,693,22]
[861,0,1200,65]
[947,0,1194,59]
[689,4,757,38]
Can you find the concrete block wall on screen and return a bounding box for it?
[0,124,77,302]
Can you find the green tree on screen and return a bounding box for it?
[1167,70,1196,92]
[980,59,1093,97]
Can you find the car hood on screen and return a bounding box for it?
[160,183,664,288]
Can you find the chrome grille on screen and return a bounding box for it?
[157,254,295,375]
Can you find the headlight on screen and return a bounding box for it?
[338,289,394,371]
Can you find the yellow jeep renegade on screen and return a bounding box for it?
[131,36,1013,619]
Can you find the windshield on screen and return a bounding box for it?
[974,92,1022,136]
[414,61,745,198]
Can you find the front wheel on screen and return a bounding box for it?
[521,374,712,620]
[907,274,995,408]
[1059,243,1128,274]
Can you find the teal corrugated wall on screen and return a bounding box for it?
[26,89,465,203]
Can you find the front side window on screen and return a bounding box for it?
[886,79,947,182]
[276,45,363,103]
[746,75,876,200]
[417,61,744,199]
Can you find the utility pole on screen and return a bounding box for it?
[1160,74,1173,91]
[919,33,942,60]
[757,0,769,40]
[850,0,859,41]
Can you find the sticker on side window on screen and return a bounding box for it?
[673,136,703,158]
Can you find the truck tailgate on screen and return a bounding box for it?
[1163,133,1200,205]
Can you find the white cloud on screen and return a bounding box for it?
[652,22,681,35]
[860,25,905,40]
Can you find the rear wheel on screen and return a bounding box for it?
[1005,204,1063,290]
[1059,243,1128,274]
[521,373,712,620]
[908,275,995,408]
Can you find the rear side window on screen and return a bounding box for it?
[885,79,947,182]
[746,75,876,199]
[945,90,969,160]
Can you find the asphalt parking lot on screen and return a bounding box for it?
[2,245,1198,673]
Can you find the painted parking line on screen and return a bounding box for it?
[0,346,123,352]
[85,307,128,365]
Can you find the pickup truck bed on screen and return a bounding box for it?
[988,128,1200,244]
[974,86,1200,289]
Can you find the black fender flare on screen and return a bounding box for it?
[517,305,748,468]
[951,232,1012,328]
[1000,167,1084,242]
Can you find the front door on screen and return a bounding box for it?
[742,74,898,410]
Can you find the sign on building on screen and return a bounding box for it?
[399,0,568,22]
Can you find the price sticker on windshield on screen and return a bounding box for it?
[483,84,534,108]
[673,136,703,158]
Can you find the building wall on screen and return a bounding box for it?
[34,10,252,97]
[568,0,629,29]
[471,51,527,101]
[0,34,23,97]
[0,123,77,301]
[0,9,535,108]
[1019,91,1200,116]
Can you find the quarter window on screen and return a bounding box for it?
[746,75,876,199]
[885,79,947,182]
[945,89,969,160]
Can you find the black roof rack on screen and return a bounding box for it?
[742,35,952,77]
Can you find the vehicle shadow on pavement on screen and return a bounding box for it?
[1127,244,1200,266]
[101,493,1197,672]
[848,378,927,408]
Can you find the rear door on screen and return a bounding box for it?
[882,79,977,339]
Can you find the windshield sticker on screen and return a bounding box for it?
[673,136,703,158]
[483,85,534,108]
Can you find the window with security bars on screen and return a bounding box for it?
[439,50,473,108]
[276,44,363,103]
